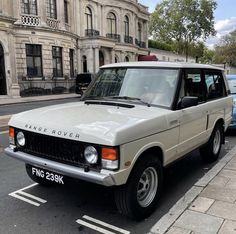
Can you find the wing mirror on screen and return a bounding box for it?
[178,96,199,109]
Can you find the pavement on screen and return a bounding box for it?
[1,94,236,233]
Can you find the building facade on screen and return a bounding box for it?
[0,0,149,97]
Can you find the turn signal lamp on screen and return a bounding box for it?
[9,127,15,145]
[102,147,119,170]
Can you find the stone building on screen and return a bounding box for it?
[0,0,149,97]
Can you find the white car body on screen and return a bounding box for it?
[4,62,233,219]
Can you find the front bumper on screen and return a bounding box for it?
[4,147,116,186]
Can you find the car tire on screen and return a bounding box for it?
[200,123,223,163]
[25,164,54,186]
[114,155,163,220]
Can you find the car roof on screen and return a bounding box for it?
[226,74,236,79]
[101,61,224,70]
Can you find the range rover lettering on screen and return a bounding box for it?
[5,62,232,220]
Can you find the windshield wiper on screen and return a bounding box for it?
[107,96,151,107]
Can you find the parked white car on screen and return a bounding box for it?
[5,62,232,220]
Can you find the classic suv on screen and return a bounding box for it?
[5,62,232,220]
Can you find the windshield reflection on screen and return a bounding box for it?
[83,68,179,108]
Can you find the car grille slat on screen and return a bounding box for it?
[18,130,87,167]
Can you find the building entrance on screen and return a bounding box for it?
[0,44,7,95]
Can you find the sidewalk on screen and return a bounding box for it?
[150,145,236,234]
[0,93,78,131]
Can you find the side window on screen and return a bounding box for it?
[204,70,226,100]
[183,69,206,102]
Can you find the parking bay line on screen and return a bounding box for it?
[9,183,47,207]
[76,215,130,234]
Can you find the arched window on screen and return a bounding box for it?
[124,56,129,62]
[107,12,116,34]
[124,15,129,37]
[138,22,142,42]
[115,55,119,63]
[85,7,92,30]
[99,51,104,67]
[82,55,87,73]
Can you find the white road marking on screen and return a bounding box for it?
[76,219,116,234]
[9,193,41,206]
[17,191,47,203]
[0,130,8,135]
[9,183,47,207]
[83,215,130,234]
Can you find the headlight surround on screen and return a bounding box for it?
[84,146,98,164]
[16,131,26,147]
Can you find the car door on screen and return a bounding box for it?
[177,68,209,157]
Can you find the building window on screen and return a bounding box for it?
[52,46,63,77]
[124,15,129,37]
[69,49,74,77]
[124,56,129,62]
[64,0,69,24]
[26,44,43,77]
[85,7,92,30]
[82,56,87,73]
[138,22,142,41]
[21,0,37,15]
[107,12,116,34]
[47,0,57,19]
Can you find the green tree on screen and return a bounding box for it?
[214,30,236,67]
[149,0,217,61]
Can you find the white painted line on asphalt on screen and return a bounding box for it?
[0,130,8,135]
[8,183,47,207]
[17,191,47,203]
[9,192,41,207]
[83,215,130,234]
[76,219,116,234]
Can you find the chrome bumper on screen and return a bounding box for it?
[4,147,116,186]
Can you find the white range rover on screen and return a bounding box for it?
[5,62,232,220]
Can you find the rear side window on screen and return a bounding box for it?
[183,69,207,102]
[204,70,226,100]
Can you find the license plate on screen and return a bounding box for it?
[32,167,64,184]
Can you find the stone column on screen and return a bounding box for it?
[57,0,65,30]
[94,47,100,73]
[87,47,93,74]
[38,0,47,27]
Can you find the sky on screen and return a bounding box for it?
[139,0,236,48]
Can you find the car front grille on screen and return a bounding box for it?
[16,129,101,170]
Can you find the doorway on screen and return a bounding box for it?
[0,44,7,95]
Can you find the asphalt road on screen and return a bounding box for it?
[1,130,235,234]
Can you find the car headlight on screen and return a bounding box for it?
[84,146,98,164]
[16,131,25,146]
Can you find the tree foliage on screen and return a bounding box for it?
[149,0,217,61]
[214,30,236,67]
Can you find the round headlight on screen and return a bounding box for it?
[84,146,98,164]
[17,131,25,146]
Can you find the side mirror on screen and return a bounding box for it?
[179,96,198,109]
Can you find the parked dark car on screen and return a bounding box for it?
[226,74,236,129]
[75,73,92,95]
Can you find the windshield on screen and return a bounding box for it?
[83,68,179,108]
[227,78,236,94]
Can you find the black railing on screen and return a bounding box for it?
[106,33,121,42]
[135,39,146,48]
[85,29,100,37]
[124,35,133,44]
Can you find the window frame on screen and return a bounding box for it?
[124,15,129,37]
[21,0,38,15]
[64,0,69,24]
[85,7,93,30]
[52,46,63,78]
[47,0,57,19]
[25,44,43,78]
[107,12,117,35]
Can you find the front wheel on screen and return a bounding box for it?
[200,123,224,162]
[114,155,163,220]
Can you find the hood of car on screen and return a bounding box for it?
[9,101,172,145]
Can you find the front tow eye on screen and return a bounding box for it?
[84,165,90,172]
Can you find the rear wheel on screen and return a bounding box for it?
[25,164,54,186]
[115,155,163,220]
[200,123,224,162]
